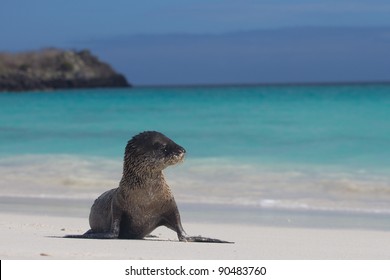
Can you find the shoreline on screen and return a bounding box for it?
[2,195,390,231]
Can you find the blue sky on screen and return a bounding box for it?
[2,0,390,49]
[1,0,390,84]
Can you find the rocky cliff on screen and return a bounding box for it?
[0,49,130,92]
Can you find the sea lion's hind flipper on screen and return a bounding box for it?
[184,235,234,244]
[64,230,119,239]
[145,234,159,238]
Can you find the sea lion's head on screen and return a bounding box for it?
[124,131,186,173]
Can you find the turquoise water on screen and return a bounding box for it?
[0,85,389,214]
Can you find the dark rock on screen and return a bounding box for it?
[0,48,131,92]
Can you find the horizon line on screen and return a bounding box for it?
[133,80,390,89]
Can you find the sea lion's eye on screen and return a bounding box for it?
[153,141,167,151]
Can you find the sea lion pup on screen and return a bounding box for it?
[65,131,232,243]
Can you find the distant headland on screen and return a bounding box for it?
[0,48,131,92]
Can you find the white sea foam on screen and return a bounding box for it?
[0,154,121,199]
[1,154,389,215]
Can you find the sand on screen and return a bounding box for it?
[1,212,390,260]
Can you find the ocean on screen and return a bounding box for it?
[0,84,389,226]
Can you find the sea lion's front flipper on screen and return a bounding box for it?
[182,235,234,244]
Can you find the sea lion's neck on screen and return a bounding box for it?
[119,167,165,189]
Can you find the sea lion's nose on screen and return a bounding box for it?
[179,146,186,154]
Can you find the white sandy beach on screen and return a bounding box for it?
[1,212,390,260]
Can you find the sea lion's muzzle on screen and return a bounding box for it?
[173,146,186,162]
